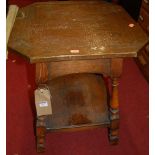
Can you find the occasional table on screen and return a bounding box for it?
[8,1,148,152]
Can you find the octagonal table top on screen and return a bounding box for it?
[8,1,148,63]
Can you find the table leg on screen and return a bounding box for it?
[35,63,48,152]
[109,78,119,145]
[36,116,46,152]
[108,58,122,144]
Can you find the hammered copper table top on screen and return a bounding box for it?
[8,1,148,63]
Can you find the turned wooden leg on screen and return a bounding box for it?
[36,116,47,153]
[109,78,120,145]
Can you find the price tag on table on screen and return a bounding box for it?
[35,86,52,116]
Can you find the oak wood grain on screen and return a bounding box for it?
[8,1,148,63]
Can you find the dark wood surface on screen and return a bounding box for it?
[8,1,148,63]
[47,59,111,80]
[138,7,149,33]
[135,0,149,81]
[38,73,110,131]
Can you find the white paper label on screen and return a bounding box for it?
[70,49,80,53]
[39,101,48,107]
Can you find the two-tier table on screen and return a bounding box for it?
[8,1,148,152]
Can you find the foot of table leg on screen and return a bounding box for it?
[109,132,119,145]
[36,117,46,153]
[108,119,119,145]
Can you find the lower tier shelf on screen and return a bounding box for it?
[37,73,110,131]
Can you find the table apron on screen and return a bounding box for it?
[35,58,123,84]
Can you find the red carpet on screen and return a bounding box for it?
[7,1,148,155]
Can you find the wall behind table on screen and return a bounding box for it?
[120,0,142,21]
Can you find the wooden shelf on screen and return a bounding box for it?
[39,73,110,131]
